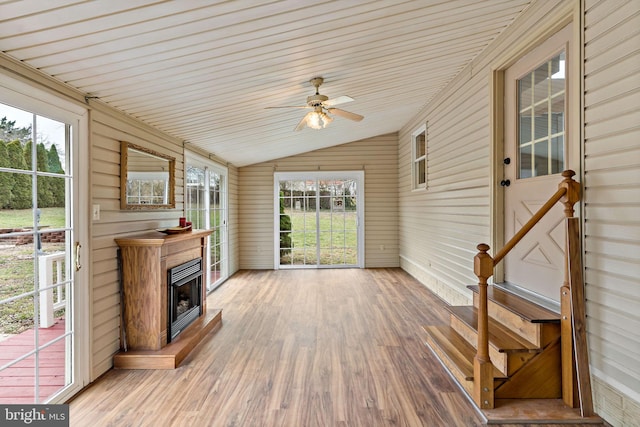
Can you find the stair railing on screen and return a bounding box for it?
[472,170,580,409]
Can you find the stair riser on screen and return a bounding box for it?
[474,293,542,346]
[449,315,508,374]
[449,315,538,376]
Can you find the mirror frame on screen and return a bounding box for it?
[120,141,176,210]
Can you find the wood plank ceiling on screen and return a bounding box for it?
[0,0,531,167]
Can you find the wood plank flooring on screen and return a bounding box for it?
[69,268,607,427]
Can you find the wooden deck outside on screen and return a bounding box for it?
[68,269,608,427]
[0,318,66,403]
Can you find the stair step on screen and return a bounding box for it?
[468,285,561,348]
[447,306,540,353]
[423,325,508,393]
[468,285,560,323]
[447,305,540,376]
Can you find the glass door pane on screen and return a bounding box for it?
[517,51,566,179]
[318,179,358,266]
[209,171,226,289]
[0,105,75,403]
[185,160,228,291]
[186,166,206,229]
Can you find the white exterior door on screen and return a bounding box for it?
[0,81,89,403]
[185,153,229,291]
[502,24,576,302]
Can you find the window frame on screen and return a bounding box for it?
[411,123,427,190]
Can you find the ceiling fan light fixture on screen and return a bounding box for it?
[306,111,322,129]
[320,112,333,126]
[268,76,363,131]
[305,109,332,130]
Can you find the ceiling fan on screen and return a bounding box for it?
[267,77,364,131]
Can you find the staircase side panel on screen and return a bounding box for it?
[495,339,562,399]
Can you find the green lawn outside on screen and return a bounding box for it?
[0,208,66,334]
[0,207,65,229]
[280,209,358,265]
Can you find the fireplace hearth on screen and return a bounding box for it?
[168,257,203,342]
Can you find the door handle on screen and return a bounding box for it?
[75,241,82,271]
[500,179,511,187]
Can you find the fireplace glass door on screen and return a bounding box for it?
[168,258,202,342]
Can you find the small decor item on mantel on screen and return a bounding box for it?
[156,218,192,234]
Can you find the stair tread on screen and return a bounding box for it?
[468,285,560,323]
[447,306,540,352]
[423,325,508,381]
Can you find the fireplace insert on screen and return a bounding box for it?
[167,257,202,342]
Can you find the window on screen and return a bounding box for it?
[412,124,427,189]
[517,51,565,178]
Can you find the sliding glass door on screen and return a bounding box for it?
[185,154,228,291]
[274,171,364,269]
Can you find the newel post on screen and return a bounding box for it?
[474,243,495,409]
[559,170,581,408]
[559,170,580,218]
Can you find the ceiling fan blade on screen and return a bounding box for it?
[294,112,313,131]
[323,95,354,107]
[327,108,364,122]
[265,105,309,109]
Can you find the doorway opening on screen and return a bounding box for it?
[495,22,578,305]
[0,90,88,404]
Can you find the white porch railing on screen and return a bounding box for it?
[38,252,66,328]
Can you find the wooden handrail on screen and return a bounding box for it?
[493,170,579,265]
[493,187,566,265]
[472,170,580,410]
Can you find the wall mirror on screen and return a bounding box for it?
[120,141,176,210]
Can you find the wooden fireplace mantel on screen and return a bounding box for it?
[113,229,222,369]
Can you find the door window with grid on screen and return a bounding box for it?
[517,52,566,178]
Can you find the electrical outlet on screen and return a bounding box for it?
[92,204,100,221]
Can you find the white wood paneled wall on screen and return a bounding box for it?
[583,0,640,424]
[89,106,186,378]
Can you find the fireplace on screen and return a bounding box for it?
[167,257,203,342]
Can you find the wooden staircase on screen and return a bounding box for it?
[422,171,603,423]
[424,285,562,400]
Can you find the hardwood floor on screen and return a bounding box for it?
[69,269,607,426]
